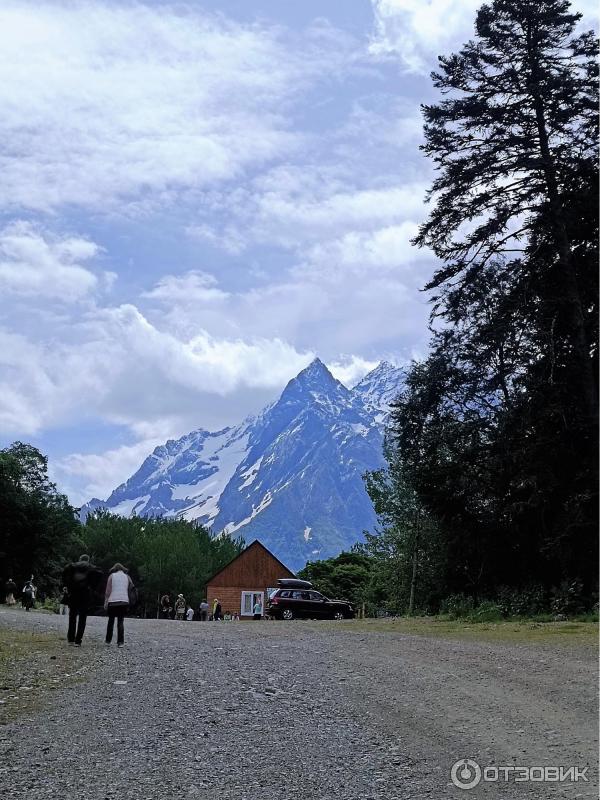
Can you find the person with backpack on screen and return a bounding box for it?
[21,578,36,611]
[104,564,135,647]
[62,555,103,646]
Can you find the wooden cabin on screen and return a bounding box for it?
[206,540,295,618]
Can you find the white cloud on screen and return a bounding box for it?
[0,303,314,437]
[369,0,598,72]
[0,221,101,300]
[299,220,427,279]
[52,438,167,506]
[143,271,229,304]
[0,2,345,213]
[328,356,380,387]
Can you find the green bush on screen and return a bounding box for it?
[550,580,586,616]
[41,597,60,614]
[497,585,547,617]
[440,594,475,618]
[467,601,504,623]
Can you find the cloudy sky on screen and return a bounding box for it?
[1,0,596,505]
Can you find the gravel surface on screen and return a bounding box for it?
[0,608,596,799]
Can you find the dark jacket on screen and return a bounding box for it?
[62,561,103,609]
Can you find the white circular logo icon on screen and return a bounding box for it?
[451,759,482,790]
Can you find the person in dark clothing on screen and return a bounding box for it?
[159,593,173,619]
[62,555,103,646]
[22,578,36,610]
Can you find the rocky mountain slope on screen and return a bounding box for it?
[82,359,404,570]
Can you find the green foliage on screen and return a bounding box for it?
[466,602,504,624]
[81,511,244,612]
[440,595,476,619]
[41,597,60,614]
[0,442,82,595]
[298,551,373,609]
[496,585,547,617]
[362,446,447,615]
[549,579,586,616]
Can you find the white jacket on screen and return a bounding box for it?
[105,570,131,606]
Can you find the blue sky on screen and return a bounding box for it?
[0,0,596,505]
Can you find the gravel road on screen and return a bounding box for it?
[0,609,596,800]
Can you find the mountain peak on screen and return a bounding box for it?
[296,357,334,383]
[277,357,351,410]
[352,360,405,412]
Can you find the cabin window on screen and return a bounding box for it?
[241,591,264,616]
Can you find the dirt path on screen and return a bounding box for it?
[0,608,596,800]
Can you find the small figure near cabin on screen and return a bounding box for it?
[4,578,17,605]
[253,598,263,620]
[104,563,134,647]
[185,606,194,622]
[22,577,36,611]
[160,593,173,619]
[59,586,69,615]
[175,594,186,620]
[199,599,209,621]
[212,598,222,621]
[62,555,103,646]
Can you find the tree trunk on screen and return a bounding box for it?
[408,513,420,616]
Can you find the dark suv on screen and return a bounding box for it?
[266,579,354,620]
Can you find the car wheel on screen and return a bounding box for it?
[282,608,294,621]
[333,611,344,620]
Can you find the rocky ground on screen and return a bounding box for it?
[0,608,596,800]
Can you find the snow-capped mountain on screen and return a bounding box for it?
[82,359,404,570]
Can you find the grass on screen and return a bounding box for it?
[319,615,599,645]
[0,627,91,724]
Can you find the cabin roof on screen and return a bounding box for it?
[205,539,295,585]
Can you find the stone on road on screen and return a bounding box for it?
[0,610,596,799]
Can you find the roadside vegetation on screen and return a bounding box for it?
[0,626,92,724]
[318,616,598,646]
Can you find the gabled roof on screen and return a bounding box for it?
[205,539,295,585]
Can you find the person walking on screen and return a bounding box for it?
[175,594,186,620]
[253,597,263,620]
[104,564,134,647]
[21,577,36,611]
[213,598,222,621]
[199,599,209,621]
[59,586,69,615]
[62,555,102,646]
[4,578,17,605]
